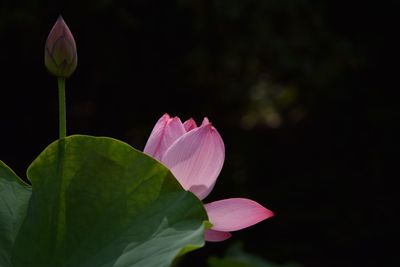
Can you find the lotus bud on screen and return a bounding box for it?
[45,16,77,78]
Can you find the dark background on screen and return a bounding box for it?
[0,1,398,266]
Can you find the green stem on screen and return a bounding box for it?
[57,77,66,139]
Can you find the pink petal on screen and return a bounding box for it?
[144,114,186,161]
[162,123,225,200]
[204,198,274,232]
[183,118,197,132]
[204,229,232,242]
[201,117,210,126]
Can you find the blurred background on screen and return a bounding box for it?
[0,1,398,266]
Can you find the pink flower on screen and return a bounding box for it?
[144,114,274,242]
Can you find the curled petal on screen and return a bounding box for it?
[205,198,274,232]
[144,114,186,161]
[162,123,225,200]
[183,118,197,132]
[204,229,232,242]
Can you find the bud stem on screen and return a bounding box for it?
[57,77,67,139]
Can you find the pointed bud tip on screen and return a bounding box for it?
[55,15,67,27]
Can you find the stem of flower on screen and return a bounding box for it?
[57,77,66,139]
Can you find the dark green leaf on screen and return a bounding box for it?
[0,161,31,267]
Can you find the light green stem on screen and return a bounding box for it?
[57,77,66,139]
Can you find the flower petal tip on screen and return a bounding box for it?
[183,118,197,132]
[201,117,210,126]
[265,209,275,219]
[143,114,186,160]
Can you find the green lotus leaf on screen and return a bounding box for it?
[1,135,207,267]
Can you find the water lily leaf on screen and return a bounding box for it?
[1,135,207,267]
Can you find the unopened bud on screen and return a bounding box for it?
[45,16,77,78]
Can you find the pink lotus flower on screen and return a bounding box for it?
[144,114,274,242]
